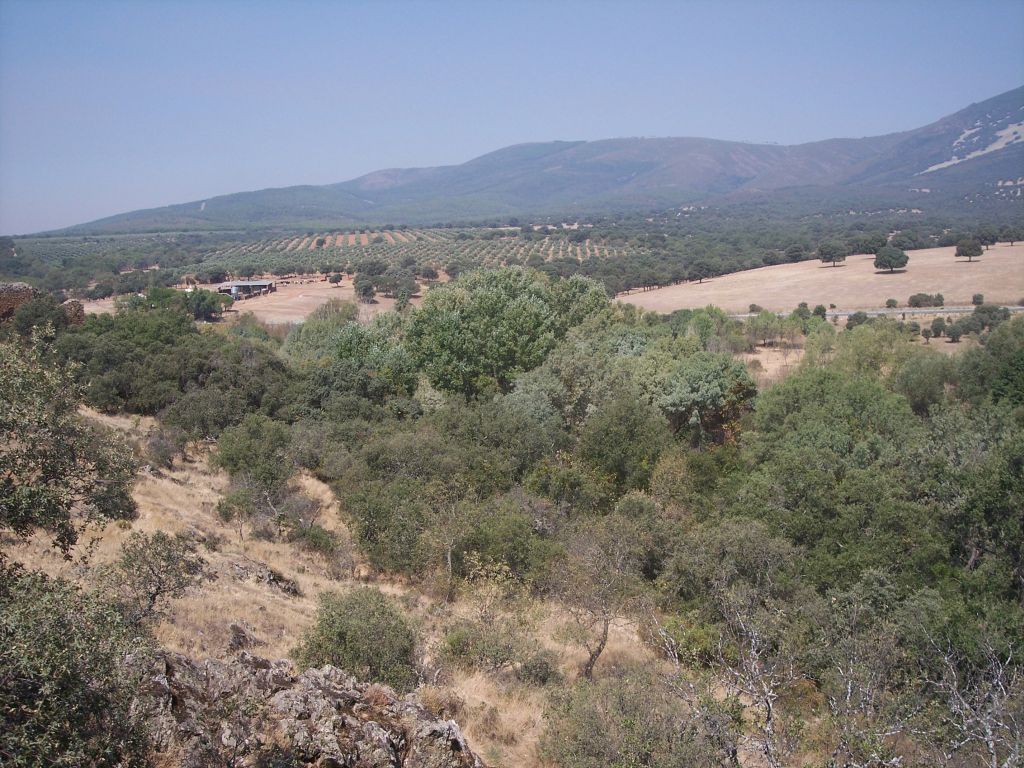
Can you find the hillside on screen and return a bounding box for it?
[59,86,1024,234]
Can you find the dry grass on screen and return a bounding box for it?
[619,242,1024,314]
[3,410,668,767]
[82,277,424,325]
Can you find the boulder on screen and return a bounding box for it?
[134,651,485,768]
[61,299,85,324]
[0,282,37,318]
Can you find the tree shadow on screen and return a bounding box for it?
[873,269,908,275]
[817,263,848,269]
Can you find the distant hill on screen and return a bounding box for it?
[60,86,1024,234]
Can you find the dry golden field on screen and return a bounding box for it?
[619,242,1024,314]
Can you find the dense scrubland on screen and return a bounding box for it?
[3,259,1022,766]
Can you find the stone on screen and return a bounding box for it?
[0,282,37,319]
[133,651,485,767]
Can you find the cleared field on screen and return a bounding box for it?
[220,279,414,324]
[619,242,1024,313]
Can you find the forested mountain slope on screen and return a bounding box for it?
[59,86,1024,234]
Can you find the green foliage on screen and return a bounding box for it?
[818,240,848,266]
[214,414,294,494]
[541,674,723,768]
[873,245,909,272]
[955,238,983,261]
[407,267,607,398]
[11,295,70,338]
[1,333,136,553]
[578,389,670,491]
[293,587,419,692]
[0,564,151,767]
[657,351,756,442]
[98,530,208,626]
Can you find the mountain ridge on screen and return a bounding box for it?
[55,85,1024,234]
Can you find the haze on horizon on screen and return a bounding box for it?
[1,0,1022,234]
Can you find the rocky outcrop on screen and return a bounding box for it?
[229,558,301,596]
[61,299,85,325]
[0,282,36,318]
[135,651,485,768]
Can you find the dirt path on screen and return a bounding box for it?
[619,242,1024,314]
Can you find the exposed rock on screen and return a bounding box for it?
[229,558,301,596]
[135,651,485,768]
[61,299,85,324]
[227,621,265,652]
[0,281,37,319]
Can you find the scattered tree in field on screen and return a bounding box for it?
[922,327,933,343]
[931,317,947,337]
[956,239,983,262]
[353,274,376,302]
[818,240,848,267]
[688,258,715,283]
[885,298,898,308]
[1,331,136,554]
[748,310,782,347]
[812,304,828,319]
[972,293,984,306]
[328,272,342,284]
[874,245,908,273]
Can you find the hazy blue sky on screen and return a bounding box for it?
[1,0,1022,233]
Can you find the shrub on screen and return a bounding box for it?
[846,311,869,330]
[515,650,560,686]
[441,619,522,671]
[293,588,419,692]
[0,565,151,766]
[908,293,944,308]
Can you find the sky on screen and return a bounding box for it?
[1,0,1022,234]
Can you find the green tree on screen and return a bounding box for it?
[293,587,419,692]
[819,241,848,268]
[658,352,756,442]
[956,239,983,262]
[408,268,604,398]
[0,566,151,767]
[578,390,670,492]
[1,332,136,554]
[214,413,293,495]
[97,530,208,626]
[873,245,909,273]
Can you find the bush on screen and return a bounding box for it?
[908,293,944,308]
[541,673,716,768]
[515,650,560,686]
[293,588,419,692]
[0,565,151,767]
[441,619,522,671]
[846,311,869,330]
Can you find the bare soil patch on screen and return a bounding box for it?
[619,242,1024,314]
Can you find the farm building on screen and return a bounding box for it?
[217,280,276,298]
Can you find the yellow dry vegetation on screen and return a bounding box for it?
[4,409,664,766]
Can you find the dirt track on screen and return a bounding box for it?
[618,242,1024,314]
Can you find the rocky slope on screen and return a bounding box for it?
[135,651,484,768]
